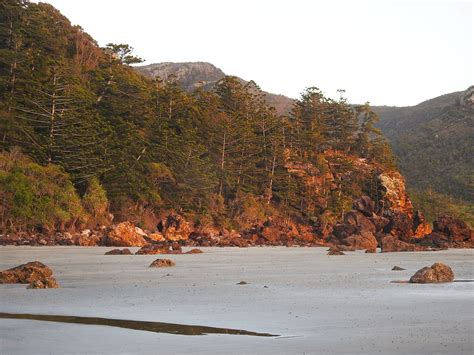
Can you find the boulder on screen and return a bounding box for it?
[104,248,132,255]
[433,215,472,243]
[147,232,165,243]
[380,234,425,252]
[0,261,59,288]
[384,212,413,242]
[157,213,192,242]
[392,266,406,271]
[330,211,378,251]
[105,222,148,247]
[327,248,345,255]
[185,248,203,254]
[409,263,454,283]
[28,278,59,289]
[135,244,182,255]
[149,259,175,268]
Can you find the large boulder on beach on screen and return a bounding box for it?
[409,263,454,283]
[105,222,148,247]
[149,259,175,268]
[0,261,59,288]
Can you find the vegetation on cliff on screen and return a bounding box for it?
[0,0,410,234]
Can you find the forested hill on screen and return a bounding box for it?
[137,62,294,115]
[373,87,474,224]
[0,0,398,233]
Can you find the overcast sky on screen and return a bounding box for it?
[42,0,472,106]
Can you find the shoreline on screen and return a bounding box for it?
[1,246,473,354]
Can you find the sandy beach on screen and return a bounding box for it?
[0,246,473,354]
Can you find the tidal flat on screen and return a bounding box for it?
[0,246,473,354]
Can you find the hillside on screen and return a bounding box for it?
[374,87,474,224]
[136,62,294,115]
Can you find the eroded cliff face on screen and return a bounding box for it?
[378,171,413,217]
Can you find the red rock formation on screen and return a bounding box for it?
[0,261,59,288]
[330,211,378,251]
[412,210,432,237]
[105,222,148,247]
[157,213,192,242]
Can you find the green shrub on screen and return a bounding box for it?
[0,150,84,232]
[83,177,109,218]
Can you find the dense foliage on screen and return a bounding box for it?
[0,0,396,232]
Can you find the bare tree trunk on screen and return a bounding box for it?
[219,132,226,196]
[48,73,58,164]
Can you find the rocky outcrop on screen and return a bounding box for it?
[412,210,432,237]
[416,215,473,249]
[105,222,148,247]
[409,263,454,283]
[104,248,132,255]
[329,211,378,251]
[157,213,192,242]
[378,171,413,217]
[0,261,59,288]
[149,259,175,268]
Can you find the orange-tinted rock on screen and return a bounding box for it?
[149,259,175,268]
[378,171,413,217]
[104,248,132,255]
[381,234,420,252]
[330,211,378,251]
[327,248,345,255]
[433,215,472,243]
[185,248,203,254]
[28,278,59,289]
[157,213,192,242]
[409,263,454,283]
[76,234,102,246]
[106,222,147,247]
[135,245,182,255]
[384,212,413,242]
[230,237,249,248]
[413,210,432,237]
[0,261,59,288]
[147,232,165,242]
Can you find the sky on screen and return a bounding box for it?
[41,0,472,106]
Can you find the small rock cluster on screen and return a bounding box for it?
[0,261,59,289]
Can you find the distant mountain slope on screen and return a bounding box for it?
[136,62,294,115]
[374,87,474,203]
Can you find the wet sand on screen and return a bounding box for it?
[0,246,473,354]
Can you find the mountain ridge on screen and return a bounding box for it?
[136,61,294,115]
